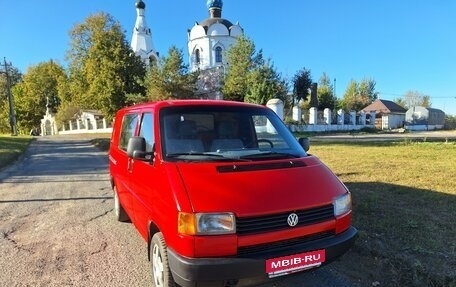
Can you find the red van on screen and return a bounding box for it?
[109,100,356,287]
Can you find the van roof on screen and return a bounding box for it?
[118,100,265,113]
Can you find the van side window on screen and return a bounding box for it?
[139,112,154,153]
[119,114,139,151]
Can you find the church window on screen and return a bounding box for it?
[149,56,157,68]
[195,49,201,65]
[215,47,223,63]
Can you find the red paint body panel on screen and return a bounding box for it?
[175,156,345,216]
[108,100,356,284]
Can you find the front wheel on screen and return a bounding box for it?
[151,232,176,287]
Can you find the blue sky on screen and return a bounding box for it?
[1,0,455,115]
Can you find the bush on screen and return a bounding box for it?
[444,115,456,130]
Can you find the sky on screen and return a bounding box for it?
[1,0,455,115]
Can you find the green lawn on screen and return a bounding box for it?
[0,135,34,170]
[309,140,456,287]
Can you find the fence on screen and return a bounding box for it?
[59,118,112,135]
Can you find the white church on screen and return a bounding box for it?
[130,0,244,98]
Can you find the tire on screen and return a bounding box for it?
[150,232,176,287]
[113,186,130,222]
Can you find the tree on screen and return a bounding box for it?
[444,114,456,130]
[222,36,257,102]
[317,73,336,110]
[341,78,377,111]
[144,46,199,101]
[244,60,288,105]
[12,61,67,133]
[0,65,22,133]
[394,90,431,109]
[222,36,287,104]
[359,78,377,103]
[292,68,312,105]
[66,12,146,121]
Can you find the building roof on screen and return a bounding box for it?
[207,0,223,10]
[200,0,234,30]
[199,18,234,30]
[136,0,145,9]
[81,109,104,116]
[362,99,407,114]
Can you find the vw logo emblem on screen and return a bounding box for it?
[287,213,299,227]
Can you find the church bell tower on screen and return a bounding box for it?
[131,0,159,66]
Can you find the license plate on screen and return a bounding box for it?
[266,249,325,278]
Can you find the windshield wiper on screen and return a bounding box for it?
[166,153,249,162]
[239,151,300,160]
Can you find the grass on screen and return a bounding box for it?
[0,135,34,170]
[309,140,456,287]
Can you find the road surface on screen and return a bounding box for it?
[0,136,354,287]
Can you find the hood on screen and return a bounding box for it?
[176,156,347,217]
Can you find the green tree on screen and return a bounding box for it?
[222,36,257,102]
[222,36,286,104]
[292,68,312,105]
[66,12,146,120]
[144,46,198,101]
[359,78,377,103]
[341,80,359,111]
[12,61,67,133]
[244,60,288,105]
[0,65,22,133]
[317,73,336,110]
[394,97,407,109]
[341,78,377,111]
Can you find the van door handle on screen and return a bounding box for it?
[127,159,133,173]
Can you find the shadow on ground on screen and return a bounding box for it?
[333,182,455,287]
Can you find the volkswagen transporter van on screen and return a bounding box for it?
[109,100,357,287]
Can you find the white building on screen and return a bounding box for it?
[362,99,407,130]
[405,106,445,131]
[187,0,244,72]
[131,0,159,66]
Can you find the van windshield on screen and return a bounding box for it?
[160,105,306,161]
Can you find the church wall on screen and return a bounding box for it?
[189,38,213,70]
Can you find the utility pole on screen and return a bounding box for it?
[1,57,17,136]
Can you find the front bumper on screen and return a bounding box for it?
[168,226,357,287]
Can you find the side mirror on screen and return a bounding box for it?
[298,137,310,152]
[127,136,146,159]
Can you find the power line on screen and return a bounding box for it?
[378,91,455,99]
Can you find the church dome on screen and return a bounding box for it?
[206,0,223,10]
[202,0,232,29]
[199,18,233,30]
[136,0,145,9]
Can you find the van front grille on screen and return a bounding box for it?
[236,204,334,235]
[237,230,335,257]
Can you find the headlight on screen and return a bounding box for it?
[178,212,236,235]
[333,193,352,217]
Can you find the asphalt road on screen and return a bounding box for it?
[0,136,355,287]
